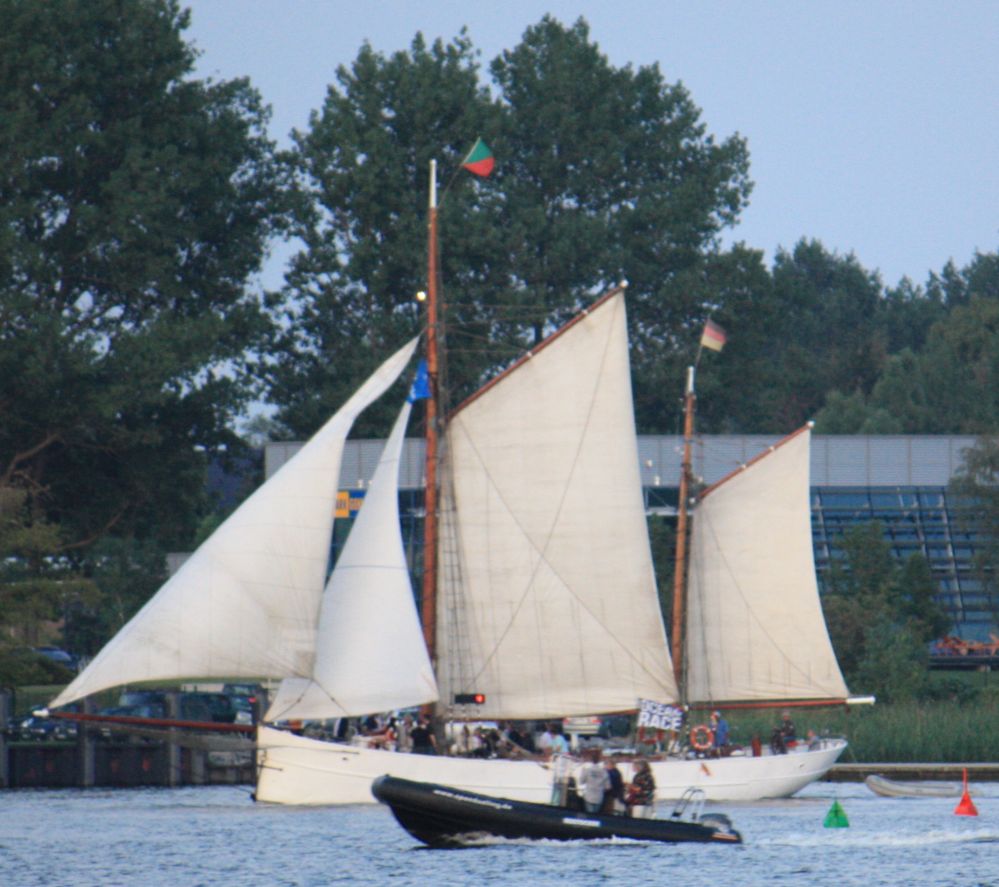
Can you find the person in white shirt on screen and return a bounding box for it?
[576,748,611,813]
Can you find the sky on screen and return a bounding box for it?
[184,0,999,290]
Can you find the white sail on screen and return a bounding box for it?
[266,395,438,722]
[51,338,419,709]
[684,425,849,704]
[436,289,679,719]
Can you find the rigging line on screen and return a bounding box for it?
[451,296,671,696]
[263,679,350,724]
[693,502,844,696]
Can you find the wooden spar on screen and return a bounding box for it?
[420,160,439,665]
[44,709,253,733]
[669,366,695,696]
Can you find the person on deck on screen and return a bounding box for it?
[410,717,437,755]
[710,710,730,757]
[626,758,656,818]
[551,727,569,755]
[770,710,796,754]
[538,723,557,756]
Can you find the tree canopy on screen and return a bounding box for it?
[3,6,999,674]
[264,16,751,437]
[0,0,285,550]
[0,0,285,678]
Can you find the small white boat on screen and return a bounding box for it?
[864,774,972,798]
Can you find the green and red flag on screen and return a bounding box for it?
[461,137,494,177]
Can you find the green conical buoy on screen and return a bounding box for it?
[823,798,849,828]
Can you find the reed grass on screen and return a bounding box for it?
[719,673,999,763]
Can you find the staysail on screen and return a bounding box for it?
[265,392,438,721]
[683,425,849,704]
[435,288,679,719]
[51,338,419,709]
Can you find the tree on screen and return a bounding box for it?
[265,32,500,437]
[950,435,999,624]
[815,250,999,434]
[266,16,752,436]
[896,552,950,642]
[753,240,888,431]
[0,0,286,552]
[0,485,98,686]
[822,521,946,696]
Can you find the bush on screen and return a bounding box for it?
[0,647,74,691]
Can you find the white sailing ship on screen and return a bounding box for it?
[50,281,854,805]
[51,157,860,805]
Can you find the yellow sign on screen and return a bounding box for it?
[335,490,366,518]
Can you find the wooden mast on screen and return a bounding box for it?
[420,160,440,664]
[670,365,696,697]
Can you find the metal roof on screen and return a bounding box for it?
[265,435,979,490]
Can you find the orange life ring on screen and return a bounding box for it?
[690,724,714,751]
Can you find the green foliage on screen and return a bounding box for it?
[63,537,169,656]
[647,516,677,627]
[853,616,931,704]
[0,0,286,550]
[822,521,950,698]
[266,16,751,437]
[0,486,98,649]
[950,435,999,617]
[710,679,999,762]
[0,650,74,691]
[842,700,998,763]
[814,255,999,435]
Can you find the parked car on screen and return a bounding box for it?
[7,713,66,742]
[178,692,237,724]
[111,690,237,724]
[96,703,168,742]
[33,645,78,672]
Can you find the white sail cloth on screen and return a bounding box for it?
[265,395,438,721]
[51,339,418,710]
[684,426,849,704]
[436,289,679,718]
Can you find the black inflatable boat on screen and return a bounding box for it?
[371,775,742,847]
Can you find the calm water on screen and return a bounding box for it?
[1,781,997,887]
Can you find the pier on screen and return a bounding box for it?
[826,762,999,782]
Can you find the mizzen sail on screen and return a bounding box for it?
[436,288,678,719]
[51,339,419,709]
[683,425,849,704]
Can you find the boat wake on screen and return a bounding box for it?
[757,828,999,848]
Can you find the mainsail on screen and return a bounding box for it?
[265,392,438,721]
[683,425,849,704]
[435,288,679,718]
[51,338,419,710]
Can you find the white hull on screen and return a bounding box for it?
[255,725,847,806]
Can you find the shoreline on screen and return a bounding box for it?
[826,762,999,782]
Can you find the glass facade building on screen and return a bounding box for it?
[266,433,995,641]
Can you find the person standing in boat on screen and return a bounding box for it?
[770,710,796,754]
[602,755,626,814]
[710,710,730,757]
[627,758,656,818]
[410,717,437,755]
[577,749,611,813]
[396,714,414,753]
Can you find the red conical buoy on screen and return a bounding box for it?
[954,768,978,817]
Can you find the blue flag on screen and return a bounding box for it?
[407,360,430,403]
